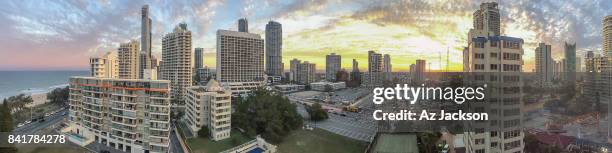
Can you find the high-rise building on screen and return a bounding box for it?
[535,43,553,87]
[299,61,316,84]
[564,42,577,83]
[326,53,341,82]
[194,48,204,69]
[414,60,426,83]
[472,2,500,36]
[238,18,248,33]
[90,51,118,78]
[383,54,391,72]
[216,29,264,94]
[118,40,140,79]
[464,2,524,153]
[68,77,171,153]
[161,23,193,104]
[185,79,231,141]
[604,15,612,55]
[290,58,301,82]
[265,21,283,77]
[352,59,359,72]
[368,50,383,73]
[140,5,153,79]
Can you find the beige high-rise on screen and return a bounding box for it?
[216,29,264,94]
[118,40,140,79]
[161,23,193,104]
[90,51,119,78]
[604,15,612,55]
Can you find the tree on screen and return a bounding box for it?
[306,103,328,121]
[417,132,441,153]
[198,126,209,138]
[232,88,303,144]
[47,86,69,105]
[0,100,18,153]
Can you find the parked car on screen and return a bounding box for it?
[17,123,24,128]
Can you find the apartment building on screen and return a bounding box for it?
[216,29,265,95]
[185,79,232,141]
[326,53,341,82]
[90,51,119,78]
[68,77,171,153]
[118,40,140,79]
[161,23,193,103]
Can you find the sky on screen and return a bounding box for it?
[0,0,610,72]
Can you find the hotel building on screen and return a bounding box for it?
[68,77,171,153]
[185,79,232,141]
[216,29,265,95]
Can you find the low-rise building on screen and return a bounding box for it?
[310,81,346,91]
[185,79,232,141]
[273,84,305,93]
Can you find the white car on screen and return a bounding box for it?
[25,120,31,124]
[45,113,50,117]
[17,123,24,127]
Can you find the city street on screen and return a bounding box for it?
[13,108,68,135]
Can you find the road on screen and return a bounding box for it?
[289,93,376,142]
[13,108,68,135]
[170,125,186,153]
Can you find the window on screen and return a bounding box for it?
[490,64,498,70]
[490,53,498,59]
[490,41,498,47]
[475,53,485,59]
[475,149,485,153]
[475,64,485,70]
[475,42,485,48]
[475,138,485,145]
[503,53,521,60]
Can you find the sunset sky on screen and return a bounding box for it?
[0,0,610,71]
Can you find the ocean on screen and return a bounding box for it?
[0,71,89,100]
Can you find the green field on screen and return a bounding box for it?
[277,128,368,153]
[187,130,253,153]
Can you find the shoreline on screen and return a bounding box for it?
[0,84,68,103]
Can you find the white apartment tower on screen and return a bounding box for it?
[265,20,283,77]
[535,43,553,88]
[90,51,119,78]
[68,77,171,153]
[216,29,264,94]
[326,53,341,82]
[464,2,524,153]
[118,40,140,79]
[299,61,316,84]
[290,58,301,82]
[185,79,232,141]
[368,50,383,73]
[161,23,193,104]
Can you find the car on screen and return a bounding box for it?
[45,113,50,117]
[17,123,24,127]
[25,120,31,124]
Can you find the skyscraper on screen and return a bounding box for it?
[118,40,140,79]
[472,2,500,36]
[326,53,341,82]
[368,50,383,73]
[216,29,264,94]
[265,20,283,77]
[68,77,171,153]
[604,15,612,55]
[194,48,204,69]
[535,43,553,87]
[464,2,524,153]
[383,54,391,72]
[161,23,193,104]
[90,51,118,78]
[140,5,153,79]
[238,18,248,33]
[352,59,359,72]
[564,42,576,83]
[414,60,426,83]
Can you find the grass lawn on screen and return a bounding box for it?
[277,128,368,153]
[187,130,253,153]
